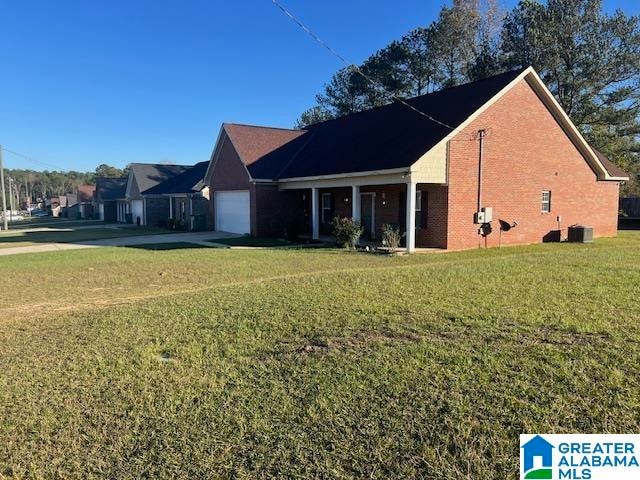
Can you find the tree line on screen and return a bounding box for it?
[4,164,128,208]
[297,0,640,195]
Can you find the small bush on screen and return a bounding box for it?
[381,224,402,253]
[331,217,363,250]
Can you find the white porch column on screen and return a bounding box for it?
[406,181,417,253]
[351,185,360,222]
[311,187,320,240]
[169,196,173,219]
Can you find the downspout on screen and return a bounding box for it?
[477,129,486,213]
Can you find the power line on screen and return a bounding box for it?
[2,147,69,172]
[271,0,455,130]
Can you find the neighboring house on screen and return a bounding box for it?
[120,163,189,225]
[142,161,210,230]
[76,184,96,219]
[64,193,79,218]
[63,185,96,219]
[95,177,127,222]
[204,67,628,251]
[47,196,66,217]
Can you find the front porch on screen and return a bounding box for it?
[281,180,448,252]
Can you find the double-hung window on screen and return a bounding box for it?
[541,190,551,213]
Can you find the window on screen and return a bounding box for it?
[415,191,422,229]
[541,190,551,213]
[322,193,332,223]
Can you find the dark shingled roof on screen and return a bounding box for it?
[144,161,209,195]
[129,163,191,194]
[240,69,525,180]
[593,149,629,179]
[95,177,127,201]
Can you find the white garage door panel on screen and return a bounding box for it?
[131,200,144,225]
[216,191,250,234]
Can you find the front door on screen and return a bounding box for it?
[360,193,375,239]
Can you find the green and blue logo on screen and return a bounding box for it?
[521,435,555,479]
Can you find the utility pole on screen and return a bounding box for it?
[0,146,7,231]
[8,177,14,221]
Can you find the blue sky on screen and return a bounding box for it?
[1,0,637,172]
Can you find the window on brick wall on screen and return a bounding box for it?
[541,190,551,213]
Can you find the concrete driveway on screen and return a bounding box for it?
[0,231,239,256]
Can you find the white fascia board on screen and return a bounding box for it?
[278,170,410,190]
[278,167,408,184]
[407,66,626,182]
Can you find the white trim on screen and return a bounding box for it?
[406,67,627,182]
[279,171,409,190]
[351,185,360,222]
[279,167,407,183]
[406,182,416,253]
[311,187,320,240]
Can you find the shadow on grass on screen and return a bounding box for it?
[124,242,212,251]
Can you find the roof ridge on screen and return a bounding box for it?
[224,122,304,133]
[303,68,528,129]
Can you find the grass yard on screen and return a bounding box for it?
[0,226,169,249]
[209,236,305,247]
[1,233,640,478]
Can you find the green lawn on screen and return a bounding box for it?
[209,236,304,247]
[1,233,639,478]
[0,226,169,248]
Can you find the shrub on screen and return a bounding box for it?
[381,224,402,253]
[331,217,363,250]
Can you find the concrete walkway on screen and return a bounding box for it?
[0,231,238,256]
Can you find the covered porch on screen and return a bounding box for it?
[279,173,448,252]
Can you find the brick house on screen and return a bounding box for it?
[204,67,628,252]
[142,161,211,230]
[119,163,190,225]
[95,177,127,222]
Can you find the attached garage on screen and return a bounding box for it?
[215,190,250,234]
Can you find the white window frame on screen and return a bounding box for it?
[321,193,332,223]
[541,190,551,213]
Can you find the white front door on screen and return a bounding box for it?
[215,191,250,234]
[131,200,144,225]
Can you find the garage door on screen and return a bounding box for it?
[131,200,144,225]
[215,191,250,234]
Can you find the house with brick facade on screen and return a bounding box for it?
[204,67,628,252]
[119,163,190,225]
[142,161,211,230]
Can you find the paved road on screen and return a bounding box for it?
[0,231,238,257]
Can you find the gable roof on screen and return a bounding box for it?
[144,161,209,195]
[77,184,96,203]
[129,163,191,195]
[95,177,127,201]
[214,67,628,183]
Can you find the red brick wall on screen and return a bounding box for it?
[446,78,621,250]
[253,185,310,237]
[417,184,448,249]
